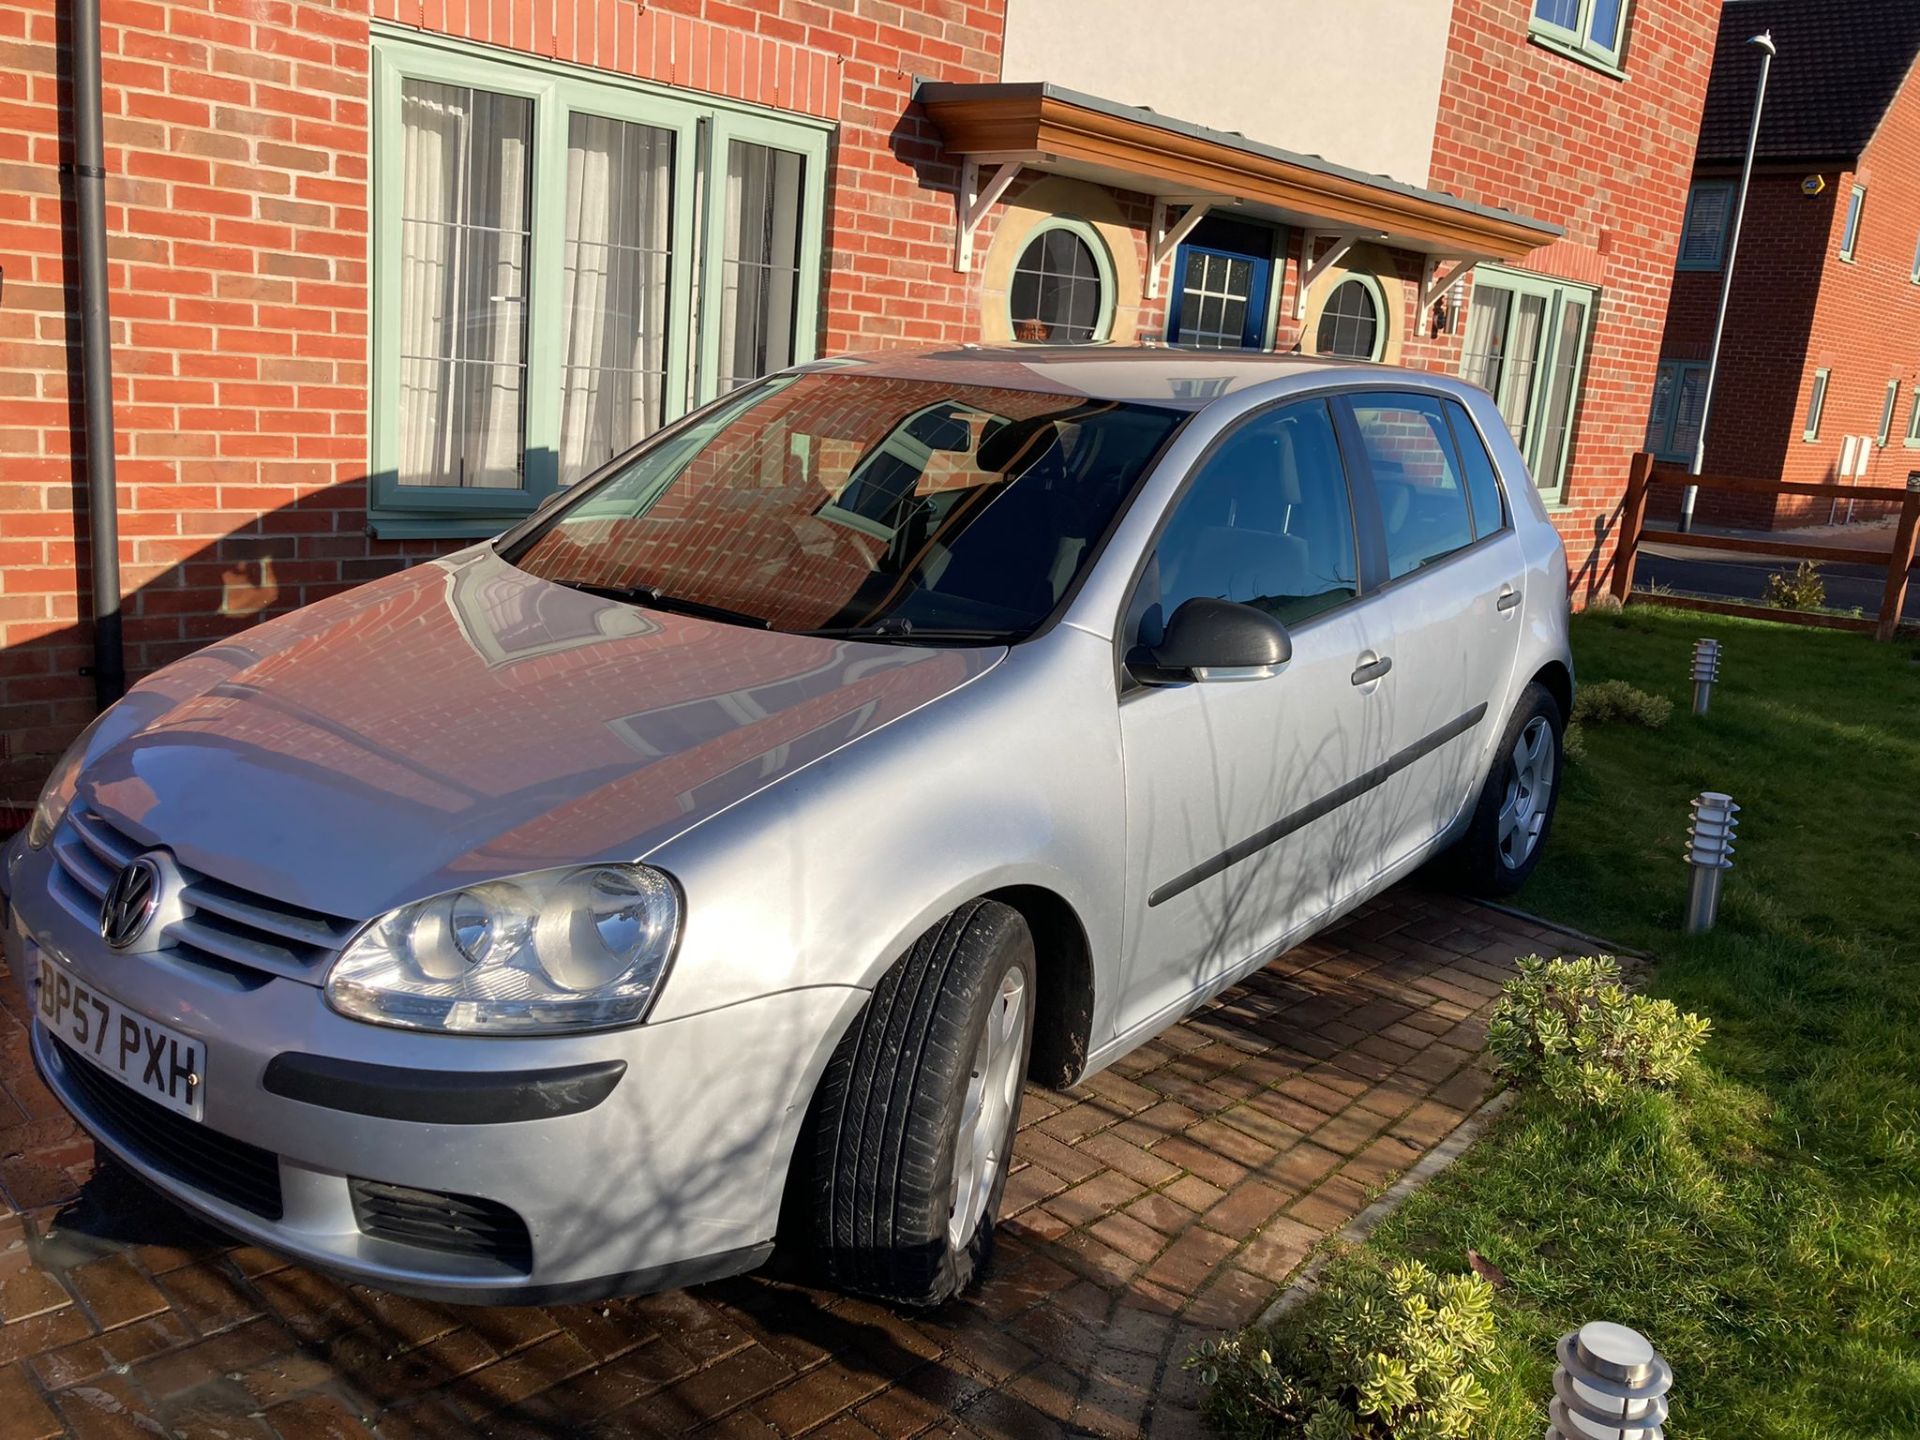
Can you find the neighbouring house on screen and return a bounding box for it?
[1650,0,1920,529]
[0,0,1720,805]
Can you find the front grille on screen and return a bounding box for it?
[350,1179,533,1273]
[53,1038,284,1220]
[47,808,359,984]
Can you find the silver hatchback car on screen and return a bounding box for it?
[5,347,1571,1307]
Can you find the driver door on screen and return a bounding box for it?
[1110,398,1394,1045]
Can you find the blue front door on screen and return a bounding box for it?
[1167,216,1281,350]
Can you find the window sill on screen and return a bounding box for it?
[1526,30,1628,82]
[368,514,519,541]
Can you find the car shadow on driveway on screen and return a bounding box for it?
[0,882,1591,1439]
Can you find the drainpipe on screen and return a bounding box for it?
[71,0,125,708]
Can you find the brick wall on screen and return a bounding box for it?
[0,0,1010,800]
[1427,0,1723,598]
[1660,55,1920,529]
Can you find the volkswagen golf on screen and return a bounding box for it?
[4,346,1570,1307]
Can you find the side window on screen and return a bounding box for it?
[1348,392,1476,578]
[1443,399,1509,537]
[1133,399,1358,645]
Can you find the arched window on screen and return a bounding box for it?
[1009,220,1113,344]
[1315,275,1387,361]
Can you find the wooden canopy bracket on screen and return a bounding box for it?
[1294,230,1364,319]
[954,158,1022,273]
[1147,198,1216,299]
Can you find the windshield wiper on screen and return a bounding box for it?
[803,619,1006,644]
[556,580,772,629]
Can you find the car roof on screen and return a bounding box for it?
[792,344,1471,412]
[787,347,1474,414]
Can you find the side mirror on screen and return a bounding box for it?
[1132,597,1292,684]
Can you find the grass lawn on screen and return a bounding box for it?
[1358,605,1920,1437]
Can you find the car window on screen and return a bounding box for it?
[1348,392,1476,579]
[505,374,1184,641]
[1444,398,1509,538]
[1132,398,1358,646]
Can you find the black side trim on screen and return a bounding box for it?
[1148,703,1489,907]
[262,1053,625,1125]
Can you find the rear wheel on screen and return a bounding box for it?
[808,899,1034,1306]
[1456,683,1563,896]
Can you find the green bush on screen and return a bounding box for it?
[1188,1260,1499,1439]
[1570,678,1672,730]
[1763,559,1826,611]
[1487,955,1710,1107]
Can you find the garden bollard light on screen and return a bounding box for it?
[1546,1321,1673,1440]
[1690,638,1721,716]
[1684,791,1738,935]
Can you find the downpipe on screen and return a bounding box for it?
[70,0,125,708]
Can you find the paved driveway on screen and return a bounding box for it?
[0,887,1589,1439]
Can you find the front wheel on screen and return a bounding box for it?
[807,899,1034,1306]
[1455,683,1564,896]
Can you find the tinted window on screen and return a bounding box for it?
[1444,399,1508,537]
[1135,399,1358,644]
[507,373,1183,642]
[1349,393,1476,579]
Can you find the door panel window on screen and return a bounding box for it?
[718,141,806,393]
[1348,393,1475,578]
[1135,400,1358,643]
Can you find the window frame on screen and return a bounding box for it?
[1007,216,1116,346]
[1676,181,1734,271]
[368,30,829,538]
[1646,358,1708,462]
[1905,388,1920,448]
[1803,368,1830,441]
[1529,0,1630,76]
[1910,233,1920,284]
[1880,379,1900,446]
[1312,272,1390,362]
[1457,263,1597,505]
[1340,388,1484,582]
[1840,185,1865,262]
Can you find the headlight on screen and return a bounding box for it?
[25,730,92,850]
[325,864,681,1034]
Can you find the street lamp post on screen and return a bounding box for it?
[1680,30,1776,534]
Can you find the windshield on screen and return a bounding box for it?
[503,372,1186,641]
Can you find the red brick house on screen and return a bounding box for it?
[1651,0,1920,528]
[0,0,1720,804]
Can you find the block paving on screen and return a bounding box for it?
[0,886,1595,1438]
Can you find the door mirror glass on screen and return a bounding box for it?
[1134,597,1291,683]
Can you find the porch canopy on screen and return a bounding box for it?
[916,81,1561,324]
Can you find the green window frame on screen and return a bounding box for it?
[368,31,829,538]
[1676,182,1733,271]
[1910,232,1920,283]
[1312,271,1390,362]
[1803,368,1830,441]
[1906,388,1920,447]
[1880,379,1900,446]
[1529,0,1630,76]
[1006,217,1118,345]
[1839,185,1865,262]
[1456,263,1597,504]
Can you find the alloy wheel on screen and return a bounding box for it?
[947,966,1026,1249]
[1496,716,1555,870]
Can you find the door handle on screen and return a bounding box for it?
[1350,655,1393,686]
[1496,586,1522,613]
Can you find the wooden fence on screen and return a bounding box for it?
[1611,453,1920,642]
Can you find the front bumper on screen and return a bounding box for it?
[4,838,862,1304]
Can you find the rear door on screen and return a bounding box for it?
[1337,390,1527,866]
[1110,398,1395,1044]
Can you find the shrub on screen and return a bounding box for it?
[1188,1260,1499,1439]
[1763,559,1826,611]
[1487,955,1710,1107]
[1571,679,1672,730]
[1562,720,1589,764]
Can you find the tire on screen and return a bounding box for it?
[808,899,1035,1306]
[1455,682,1565,897]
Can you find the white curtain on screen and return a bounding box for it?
[398,80,530,489]
[719,142,802,393]
[559,115,673,486]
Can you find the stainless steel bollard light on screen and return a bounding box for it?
[1546,1321,1673,1440]
[1684,791,1739,934]
[1690,638,1721,716]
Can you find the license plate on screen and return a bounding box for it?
[34,953,205,1121]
